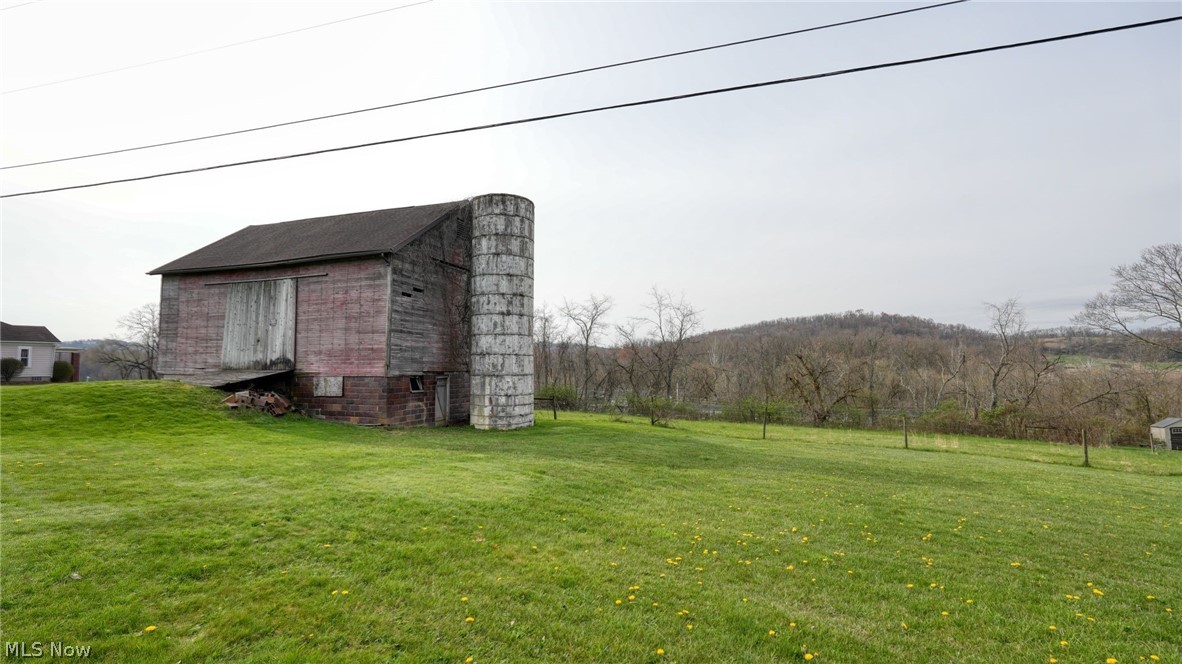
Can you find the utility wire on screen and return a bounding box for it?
[0,2,38,12]
[2,0,968,170]
[3,15,1178,200]
[1,1,433,95]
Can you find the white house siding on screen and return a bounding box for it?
[0,342,56,380]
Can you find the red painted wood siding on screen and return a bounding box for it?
[158,257,389,376]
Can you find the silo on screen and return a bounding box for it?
[469,194,535,430]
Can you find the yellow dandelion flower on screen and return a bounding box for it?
[941,611,949,616]
[1060,640,1068,647]
[1048,625,1056,631]
[901,622,908,630]
[790,622,797,628]
[653,601,659,607]
[144,625,157,633]
[1106,658,1117,664]
[769,629,776,636]
[466,658,474,664]
[1150,656,1160,661]
[965,599,974,604]
[465,616,475,623]
[805,654,814,661]
[331,590,339,595]
[656,648,665,656]
[1093,589,1104,596]
[1146,595,1155,600]
[1049,659,1058,664]
[615,599,622,605]
[1011,562,1022,567]
[906,584,914,589]
[628,595,636,601]
[686,624,693,630]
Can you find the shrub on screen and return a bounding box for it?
[1,357,24,383]
[536,384,578,409]
[52,360,74,383]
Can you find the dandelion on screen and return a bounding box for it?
[653,602,659,607]
[1059,640,1068,647]
[144,626,157,633]
[1150,656,1160,661]
[805,654,814,661]
[656,648,665,656]
[1106,659,1117,664]
[1093,588,1104,596]
[686,624,693,630]
[1011,562,1022,567]
[769,629,776,636]
[465,617,475,623]
[941,611,949,617]
[331,590,339,595]
[628,595,636,601]
[615,599,622,605]
[790,622,797,628]
[461,596,469,602]
[901,622,908,630]
[1146,595,1155,600]
[466,658,474,664]
[1048,626,1056,631]
[906,584,914,589]
[1049,659,1058,663]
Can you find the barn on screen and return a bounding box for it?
[149,193,535,430]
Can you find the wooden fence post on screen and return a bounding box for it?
[1082,429,1090,467]
[903,415,909,449]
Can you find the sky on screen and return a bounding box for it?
[1,1,1180,341]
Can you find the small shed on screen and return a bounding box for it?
[1150,417,1182,451]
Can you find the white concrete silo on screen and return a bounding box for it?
[469,194,535,430]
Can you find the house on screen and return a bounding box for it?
[0,322,80,382]
[1150,417,1182,451]
[149,194,535,429]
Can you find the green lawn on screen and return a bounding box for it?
[2,382,1179,663]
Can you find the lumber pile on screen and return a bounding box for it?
[222,390,293,416]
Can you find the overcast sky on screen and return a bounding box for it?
[2,1,1179,341]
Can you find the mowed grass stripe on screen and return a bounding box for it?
[2,382,1178,663]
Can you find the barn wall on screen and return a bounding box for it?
[387,210,471,376]
[157,257,389,378]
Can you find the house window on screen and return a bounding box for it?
[18,347,30,367]
[409,376,424,392]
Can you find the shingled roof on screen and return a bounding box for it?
[1,322,61,343]
[149,200,466,275]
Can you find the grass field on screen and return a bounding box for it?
[2,382,1179,663]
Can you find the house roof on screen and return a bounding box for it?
[1,322,61,343]
[1151,417,1182,429]
[149,200,466,275]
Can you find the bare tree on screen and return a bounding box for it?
[639,288,703,399]
[783,340,860,427]
[560,294,613,405]
[1075,243,1182,356]
[96,303,160,379]
[983,299,1025,411]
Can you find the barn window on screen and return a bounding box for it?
[409,376,424,392]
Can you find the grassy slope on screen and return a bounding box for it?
[1,382,1179,663]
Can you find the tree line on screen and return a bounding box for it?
[535,244,1182,445]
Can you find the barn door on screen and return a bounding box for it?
[221,279,296,370]
[435,376,450,425]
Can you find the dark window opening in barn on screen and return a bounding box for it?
[401,291,413,297]
[412,287,424,293]
[409,376,424,392]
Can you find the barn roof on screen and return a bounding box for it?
[149,200,466,275]
[1151,417,1182,429]
[1,322,61,343]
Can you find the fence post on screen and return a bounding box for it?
[1082,429,1090,467]
[903,415,909,449]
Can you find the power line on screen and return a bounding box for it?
[3,15,1178,200]
[2,0,968,170]
[0,2,38,12]
[0,1,434,95]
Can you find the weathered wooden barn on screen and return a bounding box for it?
[150,194,535,429]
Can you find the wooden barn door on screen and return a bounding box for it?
[435,376,450,425]
[221,279,296,370]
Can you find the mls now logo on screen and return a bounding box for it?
[5,642,92,658]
